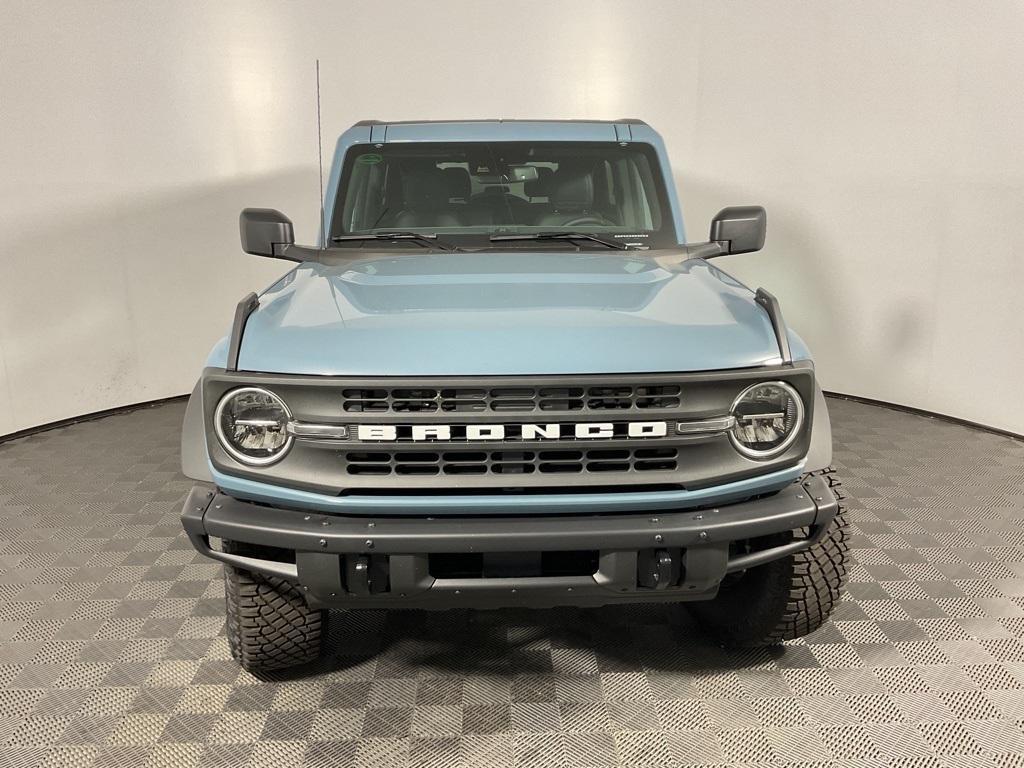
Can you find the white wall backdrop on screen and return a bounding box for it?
[2,0,1023,437]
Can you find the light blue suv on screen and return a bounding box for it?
[180,120,848,671]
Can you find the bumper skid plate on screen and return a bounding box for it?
[182,476,838,609]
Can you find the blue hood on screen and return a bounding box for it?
[223,250,808,376]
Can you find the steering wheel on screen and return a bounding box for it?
[561,215,616,227]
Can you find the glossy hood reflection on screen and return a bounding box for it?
[231,250,805,376]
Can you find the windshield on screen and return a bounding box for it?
[329,141,678,249]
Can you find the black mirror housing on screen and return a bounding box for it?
[240,208,295,258]
[709,206,766,255]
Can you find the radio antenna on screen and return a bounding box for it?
[316,59,326,249]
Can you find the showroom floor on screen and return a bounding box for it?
[1,399,1024,768]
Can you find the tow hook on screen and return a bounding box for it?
[638,548,680,590]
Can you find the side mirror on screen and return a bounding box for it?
[709,206,766,255]
[240,208,294,257]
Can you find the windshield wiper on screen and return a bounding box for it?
[331,232,455,251]
[489,232,631,250]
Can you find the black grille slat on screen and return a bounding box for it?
[344,447,677,476]
[444,464,488,475]
[540,462,584,473]
[342,383,682,413]
[342,388,390,412]
[439,387,487,412]
[442,451,488,463]
[587,461,631,472]
[538,387,585,411]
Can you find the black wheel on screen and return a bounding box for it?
[688,467,849,646]
[223,542,324,672]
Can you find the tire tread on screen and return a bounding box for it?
[223,543,323,672]
[690,467,849,646]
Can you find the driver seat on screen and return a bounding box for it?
[535,161,598,227]
[393,164,463,229]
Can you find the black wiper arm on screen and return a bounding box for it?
[489,231,630,250]
[331,232,454,251]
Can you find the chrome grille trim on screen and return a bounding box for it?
[286,422,349,439]
[675,416,736,435]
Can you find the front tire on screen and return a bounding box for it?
[223,542,324,672]
[689,467,849,646]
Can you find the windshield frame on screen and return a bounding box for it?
[328,140,681,251]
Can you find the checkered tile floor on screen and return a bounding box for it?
[1,398,1024,767]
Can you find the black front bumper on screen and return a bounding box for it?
[181,475,839,609]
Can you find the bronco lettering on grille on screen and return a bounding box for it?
[355,421,669,442]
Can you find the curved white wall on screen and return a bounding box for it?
[2,0,1023,436]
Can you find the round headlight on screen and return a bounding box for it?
[729,381,804,459]
[214,387,293,466]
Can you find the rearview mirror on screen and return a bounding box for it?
[240,208,295,257]
[709,206,766,255]
[506,165,539,183]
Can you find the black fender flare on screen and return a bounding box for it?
[181,380,213,483]
[806,382,833,473]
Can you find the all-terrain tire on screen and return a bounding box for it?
[688,467,849,646]
[223,542,324,672]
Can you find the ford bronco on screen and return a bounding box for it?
[180,119,848,671]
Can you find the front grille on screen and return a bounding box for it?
[344,447,678,476]
[207,365,816,495]
[342,384,681,413]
